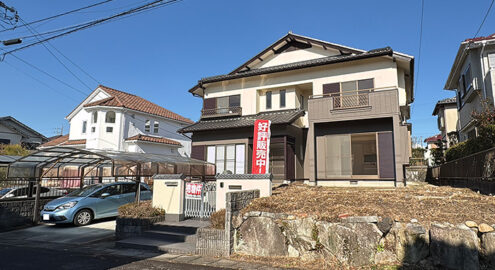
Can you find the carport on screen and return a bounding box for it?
[4,146,215,222]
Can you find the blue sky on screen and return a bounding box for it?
[0,0,493,142]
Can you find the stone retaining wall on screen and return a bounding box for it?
[405,166,428,182]
[0,198,52,232]
[115,216,166,240]
[196,227,229,256]
[232,212,495,269]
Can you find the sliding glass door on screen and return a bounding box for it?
[206,144,246,174]
[316,132,386,179]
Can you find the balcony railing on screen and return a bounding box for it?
[201,106,242,119]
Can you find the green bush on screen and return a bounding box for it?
[445,137,494,162]
[118,201,165,218]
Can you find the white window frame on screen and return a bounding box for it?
[153,121,159,134]
[82,121,87,134]
[145,120,151,132]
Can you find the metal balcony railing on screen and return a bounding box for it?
[332,90,371,109]
[201,106,242,118]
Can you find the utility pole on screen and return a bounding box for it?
[53,125,64,136]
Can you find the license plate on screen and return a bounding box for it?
[43,214,50,221]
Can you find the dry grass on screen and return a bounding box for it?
[242,183,495,227]
[118,201,165,218]
[210,209,225,229]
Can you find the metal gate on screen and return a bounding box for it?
[184,181,216,218]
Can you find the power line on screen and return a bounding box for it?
[414,0,424,93]
[473,0,495,38]
[0,0,114,33]
[1,0,182,57]
[18,17,94,91]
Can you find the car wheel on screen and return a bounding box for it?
[74,209,93,226]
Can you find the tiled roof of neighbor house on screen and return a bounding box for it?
[125,134,181,146]
[191,47,394,90]
[179,109,305,133]
[465,33,495,43]
[424,134,442,143]
[40,135,86,148]
[84,85,194,124]
[432,96,457,115]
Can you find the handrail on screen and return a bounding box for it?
[201,106,242,117]
[309,85,398,99]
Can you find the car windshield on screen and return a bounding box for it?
[66,185,103,197]
[0,188,11,196]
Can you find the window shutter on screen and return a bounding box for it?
[323,83,340,95]
[203,98,216,110]
[191,145,206,161]
[378,132,394,179]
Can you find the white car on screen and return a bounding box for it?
[0,186,67,200]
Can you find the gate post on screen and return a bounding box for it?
[152,174,185,222]
[33,177,41,223]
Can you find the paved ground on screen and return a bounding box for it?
[0,223,284,270]
[0,218,116,244]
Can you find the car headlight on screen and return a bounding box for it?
[56,201,78,210]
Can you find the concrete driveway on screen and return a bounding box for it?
[0,218,116,244]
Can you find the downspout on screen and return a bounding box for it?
[480,41,487,99]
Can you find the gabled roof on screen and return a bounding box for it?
[0,116,47,141]
[188,33,414,95]
[432,97,457,115]
[445,33,495,90]
[179,109,305,133]
[125,134,182,146]
[424,134,442,143]
[74,85,193,124]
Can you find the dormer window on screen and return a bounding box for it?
[105,111,116,123]
[153,121,159,133]
[145,120,151,132]
[92,112,98,123]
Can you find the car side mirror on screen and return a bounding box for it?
[100,192,110,198]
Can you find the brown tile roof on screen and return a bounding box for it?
[40,134,69,147]
[125,134,181,146]
[62,139,86,146]
[84,85,194,124]
[39,135,86,148]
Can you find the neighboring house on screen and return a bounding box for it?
[424,134,441,167]
[0,116,47,149]
[40,85,193,157]
[432,97,458,148]
[180,33,414,186]
[444,33,495,142]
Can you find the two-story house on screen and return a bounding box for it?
[432,97,458,148]
[444,33,495,141]
[0,116,47,149]
[180,33,414,186]
[41,85,193,157]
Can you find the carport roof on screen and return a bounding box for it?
[7,147,214,179]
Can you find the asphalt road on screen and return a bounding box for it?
[0,245,225,270]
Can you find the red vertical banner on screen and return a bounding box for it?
[251,119,271,174]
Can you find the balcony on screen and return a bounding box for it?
[308,87,399,122]
[201,106,242,119]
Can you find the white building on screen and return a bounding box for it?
[41,85,193,157]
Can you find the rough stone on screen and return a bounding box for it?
[282,218,317,259]
[383,222,429,264]
[479,223,494,233]
[374,250,398,265]
[410,219,418,223]
[341,216,378,223]
[236,217,288,257]
[232,214,244,229]
[377,217,393,234]
[481,231,495,267]
[465,221,478,228]
[429,223,480,270]
[317,221,382,266]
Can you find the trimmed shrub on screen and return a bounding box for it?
[118,201,165,218]
[445,137,494,162]
[210,209,226,229]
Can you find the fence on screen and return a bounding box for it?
[429,146,495,194]
[184,181,216,218]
